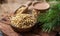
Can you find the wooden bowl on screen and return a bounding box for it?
[10,5,37,32]
[33,2,50,10]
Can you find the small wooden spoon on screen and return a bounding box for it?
[14,1,32,14]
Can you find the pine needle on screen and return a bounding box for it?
[38,2,60,32]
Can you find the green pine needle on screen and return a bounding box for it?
[38,2,60,32]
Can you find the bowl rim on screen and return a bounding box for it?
[33,2,50,10]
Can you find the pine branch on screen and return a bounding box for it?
[38,2,60,32]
